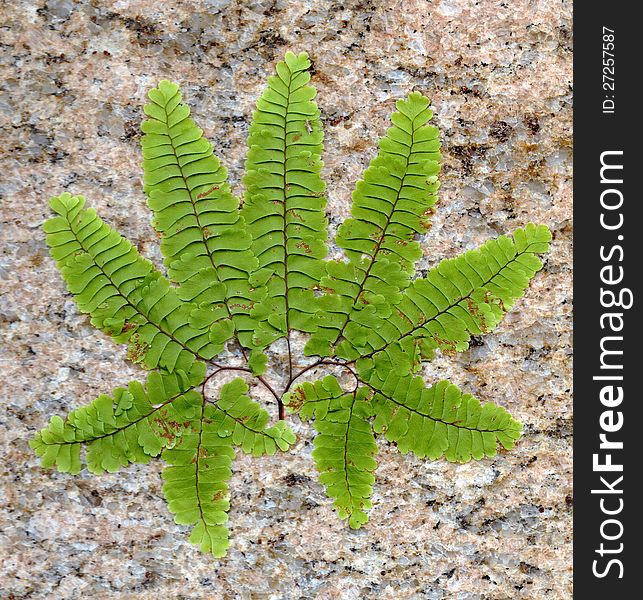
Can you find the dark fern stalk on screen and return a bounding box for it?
[30,51,551,557]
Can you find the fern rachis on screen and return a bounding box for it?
[31,51,551,557]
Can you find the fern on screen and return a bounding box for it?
[305,91,440,358]
[31,51,551,556]
[286,376,377,528]
[241,51,328,351]
[161,400,235,557]
[141,81,259,350]
[31,364,205,474]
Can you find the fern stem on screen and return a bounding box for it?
[285,358,325,387]
[285,359,359,395]
[341,391,359,508]
[256,375,281,408]
[285,336,293,389]
[207,358,282,413]
[209,362,252,373]
[194,388,208,527]
[281,65,295,384]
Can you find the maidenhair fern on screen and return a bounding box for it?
[31,51,551,557]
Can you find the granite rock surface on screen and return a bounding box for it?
[0,0,572,598]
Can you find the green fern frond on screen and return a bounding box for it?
[33,53,552,557]
[43,193,224,371]
[142,81,259,350]
[208,378,296,456]
[364,372,522,462]
[241,51,328,348]
[29,364,205,474]
[305,92,440,357]
[162,399,235,558]
[338,223,552,361]
[284,376,377,528]
[283,368,519,525]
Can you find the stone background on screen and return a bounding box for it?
[0,0,572,598]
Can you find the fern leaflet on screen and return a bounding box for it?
[162,398,235,558]
[208,378,296,456]
[341,224,551,362]
[285,376,377,528]
[305,92,440,357]
[44,194,222,371]
[241,51,328,349]
[142,81,259,350]
[29,365,205,474]
[367,376,521,462]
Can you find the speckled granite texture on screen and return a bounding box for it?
[0,0,572,598]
